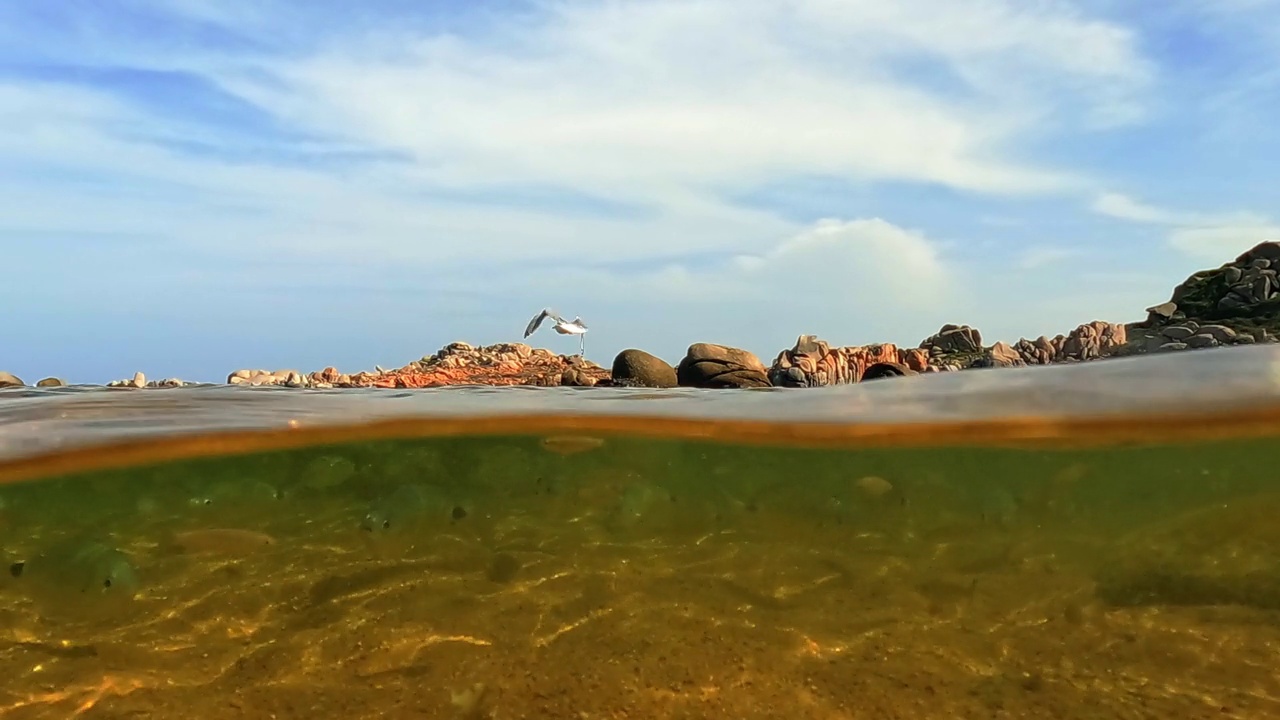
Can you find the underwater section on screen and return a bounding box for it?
[2,430,1280,718]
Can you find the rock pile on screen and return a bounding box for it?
[228,369,311,388]
[1139,321,1259,353]
[296,342,609,389]
[1054,321,1129,362]
[768,335,930,387]
[922,324,983,355]
[107,372,188,389]
[1131,240,1280,353]
[769,320,1130,386]
[924,321,1126,368]
[1171,241,1280,317]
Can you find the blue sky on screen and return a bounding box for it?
[3,0,1280,384]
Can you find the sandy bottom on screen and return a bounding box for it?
[1,469,1279,720]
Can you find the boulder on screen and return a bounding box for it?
[35,377,66,388]
[561,367,598,387]
[611,349,677,388]
[677,343,770,389]
[979,341,1024,368]
[0,371,24,388]
[920,324,983,354]
[1160,325,1196,341]
[1144,301,1178,324]
[1056,321,1127,361]
[861,362,917,381]
[107,372,148,389]
[1185,333,1219,349]
[1013,336,1056,365]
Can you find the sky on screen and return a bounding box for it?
[3,0,1280,384]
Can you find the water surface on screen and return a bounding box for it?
[2,347,1280,718]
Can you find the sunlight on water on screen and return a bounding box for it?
[1,347,1280,718]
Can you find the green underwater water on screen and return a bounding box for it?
[3,429,1280,719]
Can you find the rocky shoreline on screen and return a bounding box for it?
[4,241,1279,392]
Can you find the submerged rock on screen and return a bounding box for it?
[1093,493,1280,610]
[361,484,464,537]
[11,537,142,620]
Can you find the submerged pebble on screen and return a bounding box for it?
[486,553,521,584]
[361,484,459,537]
[13,538,142,619]
[304,455,358,490]
[170,528,276,556]
[856,475,894,498]
[605,482,671,531]
[540,435,605,456]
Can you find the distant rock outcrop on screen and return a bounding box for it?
[224,342,610,389]
[356,342,609,389]
[769,321,1129,386]
[769,335,930,387]
[1129,240,1280,353]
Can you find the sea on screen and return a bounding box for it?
[2,345,1280,719]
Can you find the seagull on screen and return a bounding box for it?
[524,309,589,356]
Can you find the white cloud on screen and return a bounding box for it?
[0,1,1176,377]
[1091,192,1182,224]
[189,0,1149,204]
[518,216,959,355]
[1168,224,1280,261]
[1017,246,1082,270]
[1091,191,1280,262]
[732,217,950,305]
[0,1,1159,277]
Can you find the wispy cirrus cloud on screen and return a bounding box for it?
[1092,192,1280,262]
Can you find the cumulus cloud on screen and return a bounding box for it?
[518,216,960,356]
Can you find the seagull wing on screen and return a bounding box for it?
[524,309,553,338]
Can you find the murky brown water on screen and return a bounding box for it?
[2,347,1280,719]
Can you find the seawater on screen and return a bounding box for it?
[3,348,1280,719]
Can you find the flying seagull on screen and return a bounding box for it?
[524,309,588,356]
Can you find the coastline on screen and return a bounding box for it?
[4,241,1278,393]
